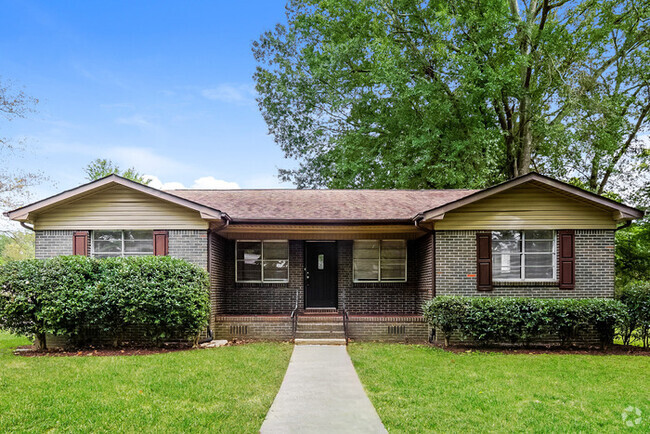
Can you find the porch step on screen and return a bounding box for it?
[296,330,346,338]
[297,322,344,331]
[294,338,347,346]
[302,308,339,316]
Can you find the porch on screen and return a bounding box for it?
[208,231,434,343]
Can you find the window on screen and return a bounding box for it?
[492,230,556,281]
[236,241,289,283]
[92,230,153,258]
[353,240,407,282]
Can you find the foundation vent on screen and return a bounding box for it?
[387,325,405,335]
[229,325,248,335]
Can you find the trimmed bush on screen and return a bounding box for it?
[616,281,650,348]
[423,296,627,349]
[0,256,209,349]
[423,296,466,346]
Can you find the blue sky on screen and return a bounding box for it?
[2,0,294,214]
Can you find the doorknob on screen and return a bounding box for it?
[305,271,310,280]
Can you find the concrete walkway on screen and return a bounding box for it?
[260,345,387,434]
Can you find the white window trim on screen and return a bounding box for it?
[235,240,290,284]
[353,239,408,283]
[90,230,154,258]
[492,231,557,282]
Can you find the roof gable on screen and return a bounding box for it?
[418,173,644,224]
[4,174,225,224]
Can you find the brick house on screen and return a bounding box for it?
[4,173,643,343]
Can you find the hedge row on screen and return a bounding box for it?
[423,296,627,348]
[0,256,210,349]
[617,281,650,348]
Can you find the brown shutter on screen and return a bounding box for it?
[558,230,575,289]
[476,232,492,291]
[73,231,88,256]
[153,230,169,256]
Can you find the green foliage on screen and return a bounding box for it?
[615,217,650,286]
[0,256,209,349]
[84,158,151,185]
[423,296,627,349]
[254,0,650,192]
[0,231,35,263]
[0,259,49,348]
[616,281,650,348]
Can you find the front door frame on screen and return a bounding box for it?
[304,241,338,309]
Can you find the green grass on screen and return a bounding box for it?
[0,332,292,433]
[349,343,650,432]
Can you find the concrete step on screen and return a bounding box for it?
[297,316,344,323]
[296,322,345,331]
[295,330,346,338]
[294,338,347,346]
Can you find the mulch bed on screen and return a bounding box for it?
[13,343,198,357]
[431,342,650,356]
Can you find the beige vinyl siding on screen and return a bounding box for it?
[434,184,617,230]
[33,184,208,230]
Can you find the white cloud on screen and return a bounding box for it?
[143,175,186,190]
[191,176,240,189]
[144,175,240,190]
[115,114,156,129]
[201,83,256,105]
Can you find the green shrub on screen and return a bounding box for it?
[0,259,49,349]
[616,281,650,348]
[0,256,209,349]
[423,297,467,346]
[423,296,627,348]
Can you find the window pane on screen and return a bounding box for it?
[93,230,122,254]
[525,253,554,267]
[524,230,553,240]
[493,254,521,279]
[381,240,406,259]
[124,230,153,241]
[237,242,261,263]
[263,242,288,260]
[525,266,554,279]
[492,231,521,254]
[354,240,379,260]
[492,230,520,241]
[124,240,154,254]
[354,259,379,281]
[525,240,553,253]
[263,260,289,281]
[237,259,261,281]
[381,260,406,280]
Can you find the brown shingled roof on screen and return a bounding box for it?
[169,189,478,222]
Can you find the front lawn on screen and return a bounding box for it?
[0,332,292,432]
[349,344,650,432]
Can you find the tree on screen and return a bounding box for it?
[0,230,35,264]
[84,158,150,185]
[1,78,43,208]
[254,0,650,190]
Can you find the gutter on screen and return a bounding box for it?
[20,222,35,232]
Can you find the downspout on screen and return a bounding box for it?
[614,220,632,232]
[20,222,35,232]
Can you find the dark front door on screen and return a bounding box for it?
[305,242,338,308]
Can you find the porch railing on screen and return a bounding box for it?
[290,288,299,341]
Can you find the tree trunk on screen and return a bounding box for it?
[34,332,47,351]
